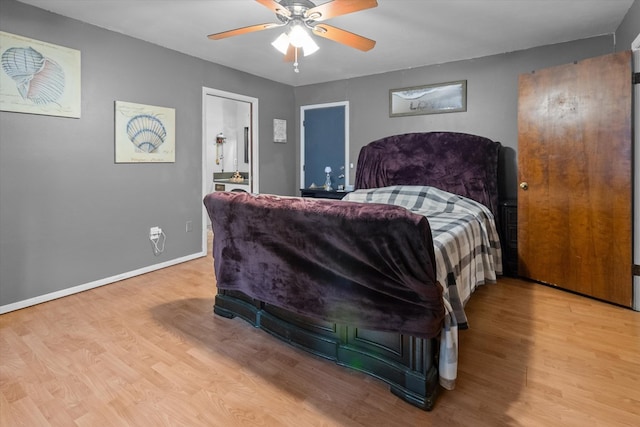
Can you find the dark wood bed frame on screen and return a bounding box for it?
[210,132,501,411]
[215,290,440,409]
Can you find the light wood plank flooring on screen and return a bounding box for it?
[1,242,638,426]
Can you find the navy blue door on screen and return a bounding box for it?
[303,105,345,189]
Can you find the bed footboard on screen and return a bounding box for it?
[204,191,445,410]
[214,289,441,411]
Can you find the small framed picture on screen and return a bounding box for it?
[273,118,287,143]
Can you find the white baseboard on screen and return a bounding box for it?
[0,250,207,315]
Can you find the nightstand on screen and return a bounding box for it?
[499,200,518,276]
[300,188,351,200]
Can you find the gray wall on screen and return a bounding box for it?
[293,36,615,200]
[0,0,296,307]
[615,0,640,50]
[2,0,636,309]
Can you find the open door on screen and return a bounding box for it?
[300,102,349,191]
[517,51,633,307]
[202,87,259,252]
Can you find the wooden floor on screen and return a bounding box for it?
[1,240,639,426]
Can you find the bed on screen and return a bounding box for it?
[203,131,503,410]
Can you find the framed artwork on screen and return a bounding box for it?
[0,31,81,118]
[273,118,287,143]
[389,80,466,117]
[114,101,176,163]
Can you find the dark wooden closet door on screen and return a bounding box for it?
[517,51,632,307]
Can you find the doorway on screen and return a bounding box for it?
[202,87,259,249]
[633,35,640,311]
[300,102,349,190]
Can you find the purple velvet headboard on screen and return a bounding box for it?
[354,132,501,216]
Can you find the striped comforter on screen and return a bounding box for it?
[343,185,503,389]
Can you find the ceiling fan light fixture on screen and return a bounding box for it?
[288,24,319,56]
[288,24,308,47]
[301,37,319,56]
[271,32,290,55]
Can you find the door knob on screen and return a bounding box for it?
[520,182,529,190]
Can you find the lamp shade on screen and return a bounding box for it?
[289,24,319,56]
[272,24,319,57]
[271,33,290,55]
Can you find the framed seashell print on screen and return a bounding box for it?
[0,31,81,118]
[114,101,176,163]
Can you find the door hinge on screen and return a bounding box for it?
[633,264,640,276]
[633,72,640,85]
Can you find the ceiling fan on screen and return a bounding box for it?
[208,0,378,71]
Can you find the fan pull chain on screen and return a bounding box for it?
[294,48,299,73]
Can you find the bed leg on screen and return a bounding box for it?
[390,364,440,411]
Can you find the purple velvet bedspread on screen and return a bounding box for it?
[204,191,445,339]
[354,132,501,216]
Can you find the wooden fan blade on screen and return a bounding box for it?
[284,44,296,62]
[255,0,292,18]
[208,23,281,40]
[312,24,376,51]
[305,0,378,22]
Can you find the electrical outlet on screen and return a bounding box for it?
[185,221,193,232]
[150,226,162,240]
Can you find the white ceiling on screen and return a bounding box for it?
[16,0,634,86]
